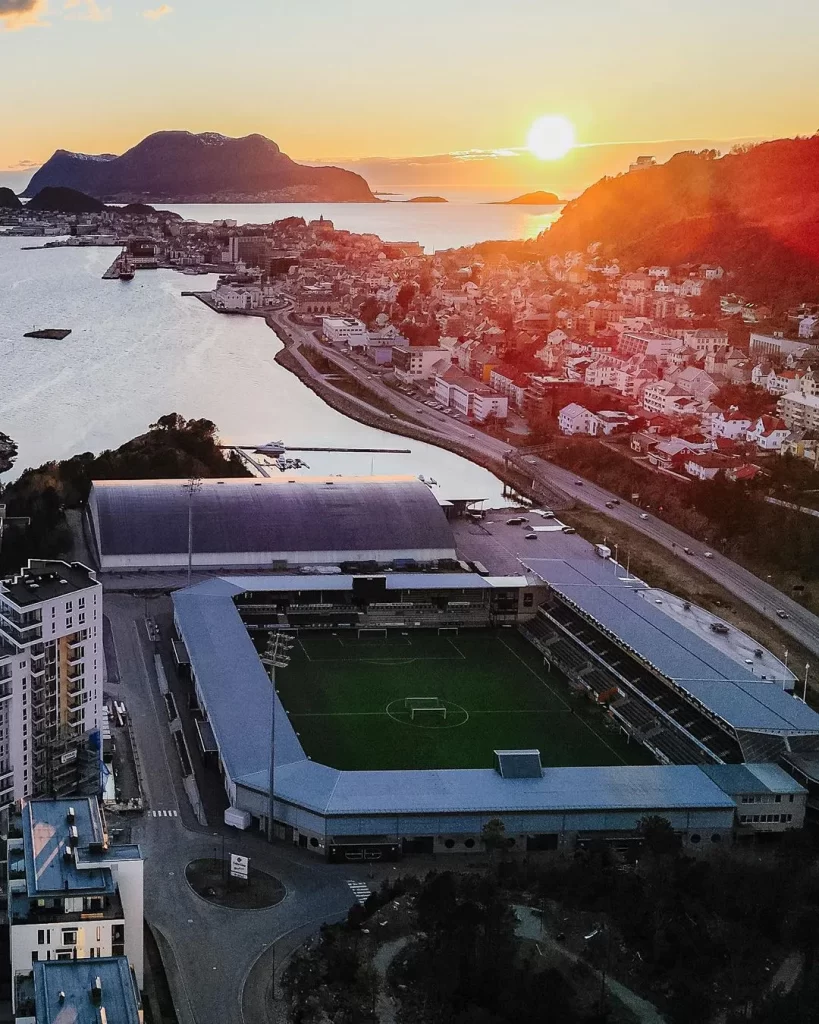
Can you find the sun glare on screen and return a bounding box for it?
[527,115,575,160]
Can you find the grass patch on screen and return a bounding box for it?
[273,629,652,771]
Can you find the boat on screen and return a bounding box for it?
[118,248,135,281]
[255,439,286,456]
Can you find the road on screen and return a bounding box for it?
[105,593,362,1024]
[268,307,819,659]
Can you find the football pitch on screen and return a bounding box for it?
[272,629,654,772]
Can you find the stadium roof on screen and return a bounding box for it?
[89,476,455,561]
[528,556,819,736]
[701,763,806,795]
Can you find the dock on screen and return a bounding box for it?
[226,445,411,454]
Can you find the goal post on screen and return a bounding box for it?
[357,627,387,639]
[405,696,447,720]
[438,626,459,635]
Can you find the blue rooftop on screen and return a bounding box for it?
[32,957,141,1024]
[528,557,819,736]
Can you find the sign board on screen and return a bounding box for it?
[230,854,249,880]
[60,750,78,765]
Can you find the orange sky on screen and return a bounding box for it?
[2,0,819,189]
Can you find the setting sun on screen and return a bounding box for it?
[527,115,575,160]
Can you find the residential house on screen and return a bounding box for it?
[434,367,508,422]
[726,463,761,483]
[683,453,733,481]
[747,415,791,451]
[710,409,753,439]
[778,391,819,432]
[641,380,700,416]
[618,331,680,360]
[669,366,719,402]
[558,404,596,435]
[648,436,714,470]
[489,367,529,410]
[780,437,819,467]
[391,346,451,383]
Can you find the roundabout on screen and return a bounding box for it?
[185,858,286,910]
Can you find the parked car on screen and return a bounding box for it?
[524,533,538,540]
[561,526,577,535]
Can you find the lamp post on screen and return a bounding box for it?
[261,632,294,843]
[183,478,202,589]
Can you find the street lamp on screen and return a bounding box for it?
[261,632,295,843]
[183,478,202,589]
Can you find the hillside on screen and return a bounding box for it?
[539,137,819,307]
[499,190,563,205]
[0,187,21,210]
[23,130,375,203]
[26,187,106,214]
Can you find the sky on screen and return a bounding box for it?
[2,0,819,192]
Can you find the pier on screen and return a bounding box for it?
[225,445,412,454]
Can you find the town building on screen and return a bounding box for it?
[391,345,451,383]
[0,561,103,804]
[749,333,818,361]
[321,316,369,348]
[8,798,144,1013]
[778,391,819,433]
[747,415,791,451]
[434,368,508,422]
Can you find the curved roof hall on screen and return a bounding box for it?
[89,475,455,562]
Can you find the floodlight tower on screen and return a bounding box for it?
[261,632,295,843]
[182,478,202,589]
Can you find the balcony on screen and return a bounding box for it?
[0,604,42,630]
[67,649,85,666]
[0,618,42,646]
[67,630,88,649]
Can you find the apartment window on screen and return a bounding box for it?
[56,952,72,961]
[775,795,782,803]
[51,608,55,617]
[37,929,47,945]
[78,597,85,610]
[78,613,85,626]
[62,929,77,946]
[66,618,72,629]
[96,926,101,941]
[789,794,795,802]
[65,601,72,612]
[31,952,38,962]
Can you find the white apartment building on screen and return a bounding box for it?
[392,346,452,383]
[749,333,817,360]
[8,797,143,1013]
[778,391,819,432]
[558,403,596,435]
[321,317,369,348]
[0,561,103,804]
[641,380,700,416]
[434,368,508,422]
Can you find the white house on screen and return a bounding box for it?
[8,798,144,1013]
[0,561,103,805]
[710,409,753,439]
[641,380,700,416]
[558,403,596,435]
[747,415,790,451]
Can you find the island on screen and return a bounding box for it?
[406,196,448,203]
[493,190,565,205]
[0,187,21,210]
[24,329,72,341]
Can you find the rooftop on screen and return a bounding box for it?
[30,957,141,1024]
[527,555,819,737]
[1,561,98,609]
[21,798,141,899]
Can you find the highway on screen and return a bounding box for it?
[268,306,819,659]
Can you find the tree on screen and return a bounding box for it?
[638,815,682,859]
[358,296,380,326]
[396,283,416,310]
[482,818,507,859]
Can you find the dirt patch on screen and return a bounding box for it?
[185,858,285,910]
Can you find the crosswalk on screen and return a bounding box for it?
[149,809,179,818]
[347,880,372,905]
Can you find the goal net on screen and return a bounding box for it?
[438,626,459,635]
[405,697,447,720]
[357,627,387,639]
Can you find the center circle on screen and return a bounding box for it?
[385,698,469,729]
[185,858,286,910]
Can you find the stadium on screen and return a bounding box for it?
[87,473,816,859]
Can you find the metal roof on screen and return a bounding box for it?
[701,762,807,796]
[227,573,502,592]
[23,799,112,897]
[528,556,819,736]
[33,958,141,1024]
[90,476,455,558]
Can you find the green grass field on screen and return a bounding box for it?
[272,629,654,771]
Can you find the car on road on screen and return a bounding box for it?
[468,433,476,438]
[683,547,692,555]
[525,457,537,464]
[776,609,790,619]
[574,480,584,486]
[561,526,577,534]
[605,501,615,509]
[611,499,621,505]
[703,551,714,558]
[506,516,528,525]
[639,513,649,520]
[524,533,538,540]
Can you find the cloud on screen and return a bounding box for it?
[0,0,48,31]
[11,158,39,170]
[142,3,171,18]
[63,0,111,21]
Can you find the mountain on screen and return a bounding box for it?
[23,131,376,203]
[27,187,107,214]
[0,187,22,210]
[498,190,564,205]
[538,137,819,307]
